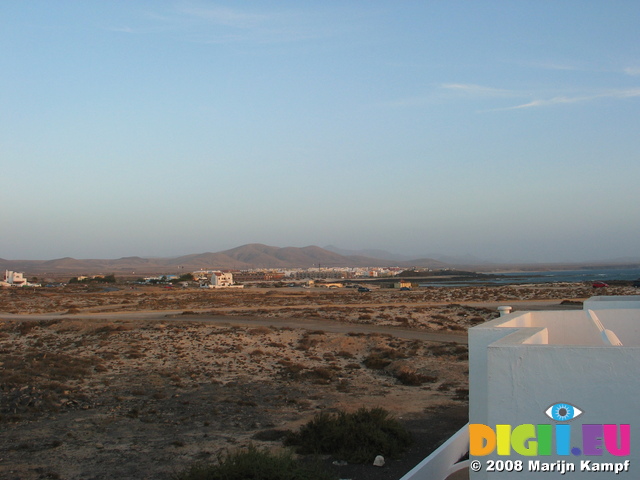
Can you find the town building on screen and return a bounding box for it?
[1,270,28,287]
[208,271,243,289]
[393,280,413,289]
[233,270,285,282]
[142,275,177,284]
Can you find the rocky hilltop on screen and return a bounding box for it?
[0,244,448,275]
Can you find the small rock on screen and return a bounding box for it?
[373,455,385,467]
[332,460,348,466]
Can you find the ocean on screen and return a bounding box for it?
[418,267,640,287]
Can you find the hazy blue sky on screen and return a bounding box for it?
[2,1,639,263]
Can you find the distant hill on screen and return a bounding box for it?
[324,245,493,266]
[5,244,635,278]
[166,244,447,269]
[0,244,448,276]
[324,245,417,262]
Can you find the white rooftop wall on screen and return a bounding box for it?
[469,297,639,479]
[584,295,640,310]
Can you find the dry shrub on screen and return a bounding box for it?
[94,323,133,335]
[14,322,39,335]
[247,326,272,335]
[252,429,289,441]
[362,353,391,370]
[278,360,306,378]
[362,348,406,370]
[0,351,101,419]
[437,382,455,391]
[304,367,336,384]
[386,360,438,386]
[285,407,412,463]
[1,351,100,385]
[296,334,320,351]
[394,370,438,386]
[454,388,469,401]
[429,343,466,357]
[336,350,354,359]
[176,444,334,480]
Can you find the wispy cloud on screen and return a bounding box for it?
[624,66,640,76]
[526,61,580,72]
[506,96,589,110]
[382,83,516,108]
[610,87,640,98]
[440,83,514,97]
[385,83,640,112]
[501,88,640,110]
[113,3,341,45]
[177,5,276,29]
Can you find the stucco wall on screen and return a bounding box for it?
[585,295,640,310]
[469,302,639,479]
[474,345,640,479]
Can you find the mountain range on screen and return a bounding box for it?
[3,244,638,278]
[323,245,489,265]
[0,244,449,276]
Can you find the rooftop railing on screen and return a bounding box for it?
[399,423,469,480]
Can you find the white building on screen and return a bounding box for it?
[401,295,640,480]
[212,271,233,287]
[1,270,28,287]
[208,271,243,289]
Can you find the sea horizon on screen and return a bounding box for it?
[420,267,640,287]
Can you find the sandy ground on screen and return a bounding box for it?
[0,284,635,479]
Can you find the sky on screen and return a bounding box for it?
[2,1,639,263]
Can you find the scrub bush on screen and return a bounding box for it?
[175,445,335,480]
[285,407,412,463]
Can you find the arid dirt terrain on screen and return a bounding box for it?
[1,283,635,479]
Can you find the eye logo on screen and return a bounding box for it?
[545,403,583,422]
